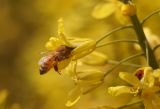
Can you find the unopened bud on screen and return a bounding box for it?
[121,4,136,16]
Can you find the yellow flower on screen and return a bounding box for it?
[92,0,133,24]
[38,18,96,74]
[92,0,122,19]
[108,67,160,109]
[66,62,104,107]
[153,69,160,86]
[80,51,108,66]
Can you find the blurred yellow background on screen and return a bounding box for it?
[0,0,160,109]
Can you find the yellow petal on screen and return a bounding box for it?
[66,86,81,107]
[119,72,140,86]
[78,70,104,81]
[82,81,103,94]
[152,94,160,108]
[143,86,160,94]
[153,69,160,81]
[71,40,96,60]
[92,2,116,19]
[81,51,108,66]
[58,33,71,46]
[141,67,154,87]
[66,61,77,77]
[77,69,104,87]
[69,37,91,44]
[108,86,132,96]
[57,18,71,46]
[58,18,64,35]
[57,58,71,72]
[45,37,63,50]
[78,80,103,87]
[142,97,154,109]
[142,92,160,109]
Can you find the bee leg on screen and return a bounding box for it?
[53,61,61,75]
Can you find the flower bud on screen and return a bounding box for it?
[81,51,108,66]
[66,86,81,107]
[77,70,104,86]
[121,4,136,16]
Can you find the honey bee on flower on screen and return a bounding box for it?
[38,18,96,75]
[39,45,74,74]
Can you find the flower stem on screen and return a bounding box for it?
[96,40,138,48]
[103,53,144,78]
[153,44,160,52]
[130,15,159,69]
[118,101,142,109]
[141,8,160,25]
[108,60,141,68]
[96,25,133,44]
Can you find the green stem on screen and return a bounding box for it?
[96,25,133,44]
[108,60,141,68]
[145,41,149,65]
[130,15,159,69]
[91,101,142,109]
[103,53,144,78]
[153,44,160,52]
[96,40,138,48]
[141,8,160,25]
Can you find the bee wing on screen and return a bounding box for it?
[40,51,53,56]
[38,56,47,65]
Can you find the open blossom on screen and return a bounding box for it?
[65,70,104,107]
[108,67,160,109]
[38,18,96,74]
[65,61,104,107]
[92,0,122,19]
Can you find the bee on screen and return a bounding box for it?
[39,45,74,75]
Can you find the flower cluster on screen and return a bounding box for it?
[66,61,104,107]
[38,0,160,108]
[92,0,136,23]
[38,18,110,106]
[108,67,160,109]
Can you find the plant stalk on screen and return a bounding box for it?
[130,15,159,69]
